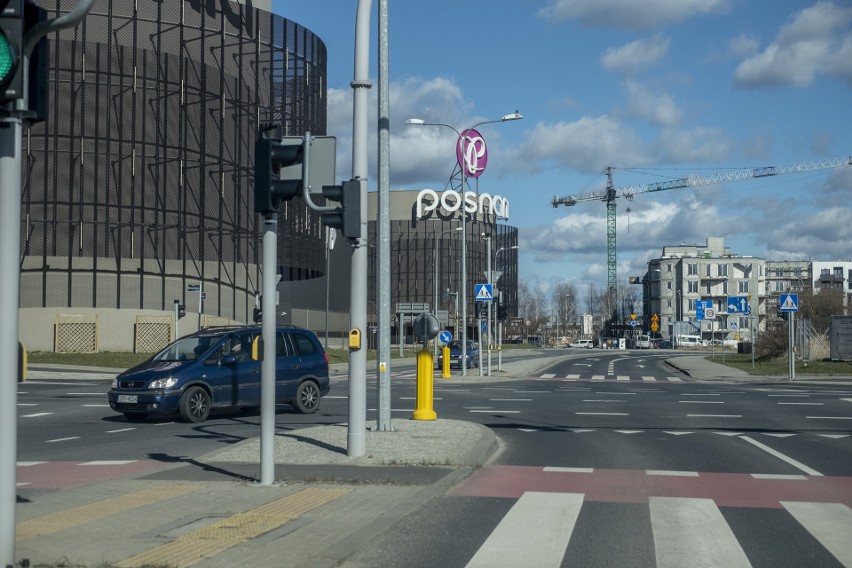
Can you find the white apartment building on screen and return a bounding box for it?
[644,238,851,340]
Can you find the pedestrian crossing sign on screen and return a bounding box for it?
[475,283,493,302]
[779,293,799,312]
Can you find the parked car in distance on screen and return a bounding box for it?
[569,339,595,349]
[634,335,652,349]
[107,325,330,423]
[654,339,673,349]
[437,339,480,369]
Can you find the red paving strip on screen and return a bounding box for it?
[452,465,852,509]
[17,461,173,489]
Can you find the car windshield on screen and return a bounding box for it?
[447,340,463,350]
[151,335,221,362]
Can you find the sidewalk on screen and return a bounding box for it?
[666,353,852,385]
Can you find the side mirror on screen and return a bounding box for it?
[220,355,237,366]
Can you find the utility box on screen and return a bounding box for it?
[829,316,852,361]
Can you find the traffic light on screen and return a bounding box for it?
[253,307,262,323]
[177,303,186,319]
[254,136,304,214]
[497,303,508,320]
[320,179,360,239]
[0,0,24,103]
[24,0,47,121]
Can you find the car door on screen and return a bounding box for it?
[275,332,302,401]
[213,330,261,406]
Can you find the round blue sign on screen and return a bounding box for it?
[439,330,452,344]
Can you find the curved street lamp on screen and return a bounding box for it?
[405,112,522,375]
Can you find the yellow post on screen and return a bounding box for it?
[441,345,451,379]
[412,345,437,420]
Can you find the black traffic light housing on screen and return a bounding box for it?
[497,303,508,320]
[177,303,186,319]
[253,307,262,324]
[254,136,304,214]
[0,0,24,103]
[320,179,360,239]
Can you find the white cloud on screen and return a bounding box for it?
[657,126,732,163]
[727,33,760,58]
[538,0,729,31]
[735,2,852,87]
[602,36,670,75]
[624,80,683,127]
[513,116,651,174]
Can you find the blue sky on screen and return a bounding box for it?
[275,0,852,296]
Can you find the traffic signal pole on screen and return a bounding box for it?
[1,2,94,562]
[0,113,23,568]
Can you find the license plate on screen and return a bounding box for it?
[117,394,138,403]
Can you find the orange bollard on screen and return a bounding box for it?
[412,345,437,420]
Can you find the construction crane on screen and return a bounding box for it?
[551,154,852,311]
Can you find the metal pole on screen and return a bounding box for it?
[325,228,331,349]
[259,215,278,485]
[460,162,468,376]
[433,239,439,355]
[0,115,22,567]
[348,0,372,454]
[197,279,203,331]
[375,0,391,431]
[486,236,492,376]
[788,312,795,381]
[174,299,180,339]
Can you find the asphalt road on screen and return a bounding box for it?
[16,350,852,567]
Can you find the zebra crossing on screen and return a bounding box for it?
[533,372,686,382]
[462,492,852,568]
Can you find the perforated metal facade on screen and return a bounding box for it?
[19,0,327,330]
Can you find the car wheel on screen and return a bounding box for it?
[293,380,321,414]
[123,412,148,421]
[179,386,211,423]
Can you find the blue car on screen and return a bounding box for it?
[108,325,329,423]
[436,339,480,369]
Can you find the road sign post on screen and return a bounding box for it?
[779,294,799,381]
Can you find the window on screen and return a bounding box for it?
[688,281,698,293]
[834,266,843,278]
[718,264,728,276]
[666,281,672,290]
[722,281,728,295]
[688,299,697,311]
[688,263,698,276]
[704,283,712,295]
[738,281,749,293]
[705,265,712,277]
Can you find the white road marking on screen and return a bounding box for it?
[583,399,626,403]
[17,403,38,406]
[682,393,720,397]
[713,431,744,436]
[752,474,807,480]
[679,401,724,404]
[107,428,136,433]
[543,467,594,473]
[667,376,684,382]
[46,437,80,443]
[617,375,630,381]
[664,431,694,436]
[469,410,521,414]
[576,412,629,416]
[465,492,583,568]
[688,414,742,418]
[614,430,643,434]
[642,376,657,382]
[16,462,46,467]
[540,373,556,378]
[650,497,752,568]
[807,416,852,420]
[488,398,532,402]
[761,433,796,438]
[647,470,699,477]
[818,434,849,439]
[80,460,138,466]
[740,435,823,476]
[22,412,52,418]
[782,502,852,566]
[778,402,823,405]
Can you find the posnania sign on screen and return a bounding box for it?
[457,128,487,178]
[416,189,509,220]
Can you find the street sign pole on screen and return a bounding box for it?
[788,311,795,382]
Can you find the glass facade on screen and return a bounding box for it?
[20,0,327,326]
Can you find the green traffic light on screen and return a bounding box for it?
[0,33,14,82]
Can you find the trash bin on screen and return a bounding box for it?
[738,342,752,354]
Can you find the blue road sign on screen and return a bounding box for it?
[727,296,750,314]
[696,299,712,320]
[475,283,493,302]
[481,321,487,333]
[780,293,799,312]
[439,330,452,344]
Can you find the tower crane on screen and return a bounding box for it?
[551,155,852,308]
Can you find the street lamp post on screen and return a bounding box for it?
[494,244,517,370]
[405,112,522,376]
[433,225,461,354]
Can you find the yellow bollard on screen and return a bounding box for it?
[442,345,451,379]
[412,345,437,420]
